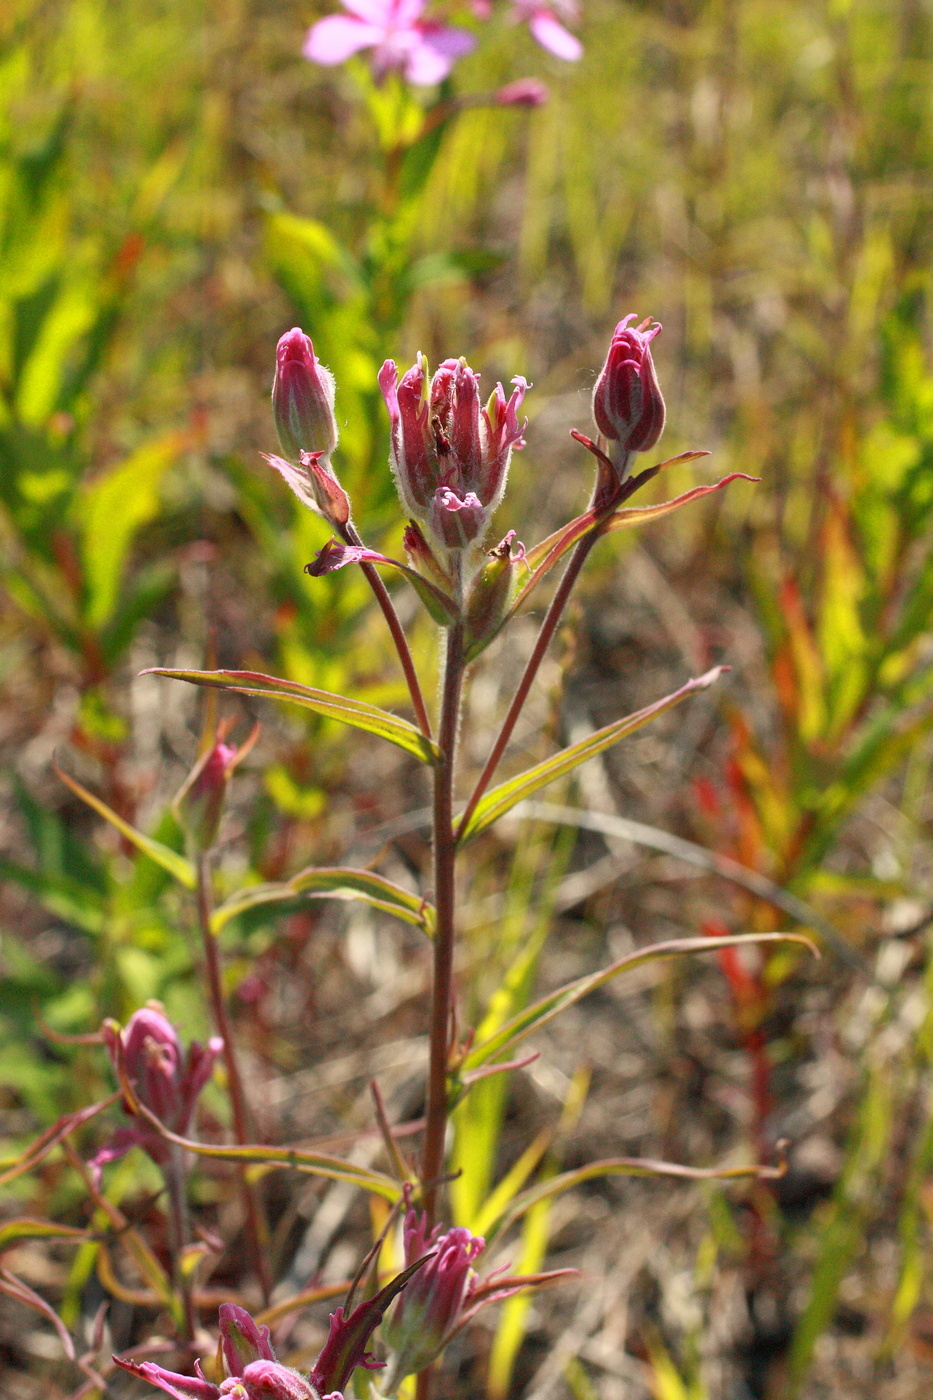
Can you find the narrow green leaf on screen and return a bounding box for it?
[112,1057,400,1200]
[55,768,195,888]
[143,669,441,765]
[491,1151,789,1244]
[0,1219,91,1250]
[212,867,434,936]
[462,931,816,1073]
[492,456,734,637]
[459,669,726,844]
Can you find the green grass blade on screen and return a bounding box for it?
[144,668,441,765]
[212,866,433,935]
[55,768,195,889]
[458,668,725,844]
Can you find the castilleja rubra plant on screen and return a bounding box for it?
[110,314,807,1400]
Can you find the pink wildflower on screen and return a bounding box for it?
[303,0,475,86]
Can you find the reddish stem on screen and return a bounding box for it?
[195,855,272,1302]
[456,530,600,842]
[421,623,465,1227]
[341,523,433,741]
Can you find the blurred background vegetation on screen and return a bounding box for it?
[2,0,933,1396]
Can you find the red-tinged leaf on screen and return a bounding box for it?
[110,1053,401,1200]
[458,668,727,844]
[488,458,739,644]
[212,867,434,936]
[0,1269,74,1360]
[142,669,441,765]
[0,1219,91,1250]
[602,473,759,535]
[310,1255,434,1393]
[0,1094,119,1187]
[111,1357,218,1400]
[306,540,459,626]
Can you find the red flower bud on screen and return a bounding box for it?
[495,78,549,107]
[592,315,665,473]
[272,329,339,464]
[381,1204,484,1383]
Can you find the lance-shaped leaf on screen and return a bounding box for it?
[462,930,816,1073]
[212,867,434,936]
[306,539,459,626]
[0,1095,119,1187]
[489,1150,789,1244]
[143,669,441,764]
[111,1056,400,1200]
[0,1219,91,1250]
[55,768,195,888]
[310,1255,433,1394]
[601,472,759,537]
[0,1269,75,1360]
[489,463,754,646]
[458,668,726,844]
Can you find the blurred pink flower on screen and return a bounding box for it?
[303,0,476,86]
[512,0,582,60]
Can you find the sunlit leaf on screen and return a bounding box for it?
[79,431,187,628]
[212,867,434,936]
[143,669,441,765]
[458,669,725,844]
[490,1149,788,1244]
[462,931,816,1074]
[0,1219,90,1250]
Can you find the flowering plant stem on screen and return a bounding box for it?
[422,622,466,1229]
[195,853,273,1301]
[341,520,433,740]
[164,1153,197,1341]
[456,528,601,841]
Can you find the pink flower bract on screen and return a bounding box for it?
[303,0,476,86]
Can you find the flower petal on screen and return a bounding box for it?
[302,15,382,64]
[528,10,582,59]
[403,26,475,84]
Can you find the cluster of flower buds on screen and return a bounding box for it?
[274,314,666,648]
[92,1004,222,1183]
[381,1195,484,1385]
[379,354,527,557]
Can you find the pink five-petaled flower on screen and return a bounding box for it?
[378,354,527,550]
[512,0,582,61]
[114,1303,344,1400]
[591,313,666,476]
[92,1004,222,1184]
[380,1201,485,1383]
[303,0,475,86]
